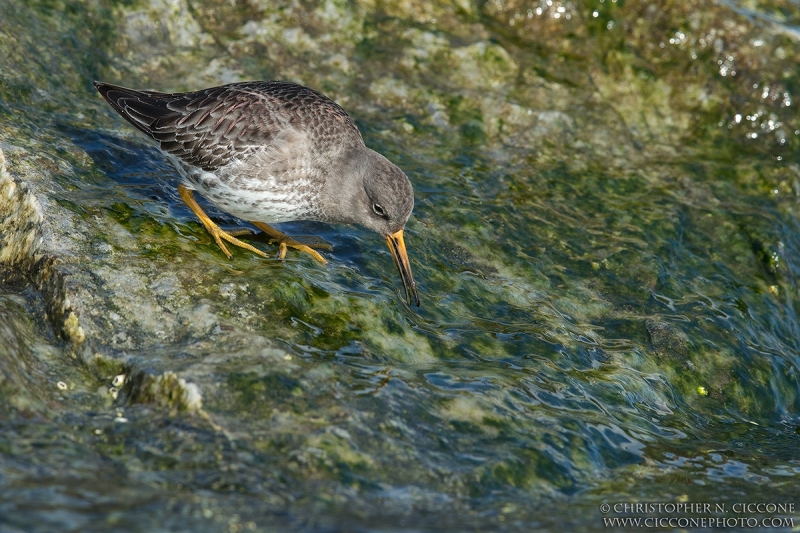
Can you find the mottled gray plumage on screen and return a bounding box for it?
[93,80,420,305]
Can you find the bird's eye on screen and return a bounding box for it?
[372,203,386,217]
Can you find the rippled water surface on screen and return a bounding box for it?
[1,0,800,531]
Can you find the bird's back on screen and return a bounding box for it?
[93,81,365,172]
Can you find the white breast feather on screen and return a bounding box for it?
[163,128,324,223]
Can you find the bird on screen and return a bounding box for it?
[93,80,419,306]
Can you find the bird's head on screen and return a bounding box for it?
[332,148,419,306]
[358,153,414,236]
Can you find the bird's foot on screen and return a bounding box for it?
[208,225,268,260]
[274,238,327,264]
[250,221,330,264]
[178,184,268,259]
[225,228,256,238]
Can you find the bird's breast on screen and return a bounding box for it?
[174,155,324,223]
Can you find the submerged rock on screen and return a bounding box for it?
[646,320,690,361]
[1,0,800,529]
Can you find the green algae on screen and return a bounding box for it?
[1,0,800,530]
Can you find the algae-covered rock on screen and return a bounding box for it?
[0,150,42,278]
[646,320,690,361]
[2,0,800,529]
[0,296,49,413]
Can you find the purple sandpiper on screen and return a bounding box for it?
[94,81,419,306]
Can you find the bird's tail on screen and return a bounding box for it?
[93,81,174,139]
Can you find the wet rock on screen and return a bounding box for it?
[0,150,84,345]
[0,150,42,280]
[126,370,203,412]
[0,295,48,413]
[2,0,800,527]
[646,319,690,362]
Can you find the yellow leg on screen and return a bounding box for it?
[178,184,268,259]
[226,228,255,237]
[249,221,330,264]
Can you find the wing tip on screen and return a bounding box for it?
[93,81,163,138]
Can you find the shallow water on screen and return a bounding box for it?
[1,0,800,531]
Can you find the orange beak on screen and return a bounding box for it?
[386,229,420,307]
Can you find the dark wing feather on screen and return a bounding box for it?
[93,81,363,172]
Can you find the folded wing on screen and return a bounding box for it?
[93,81,362,172]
